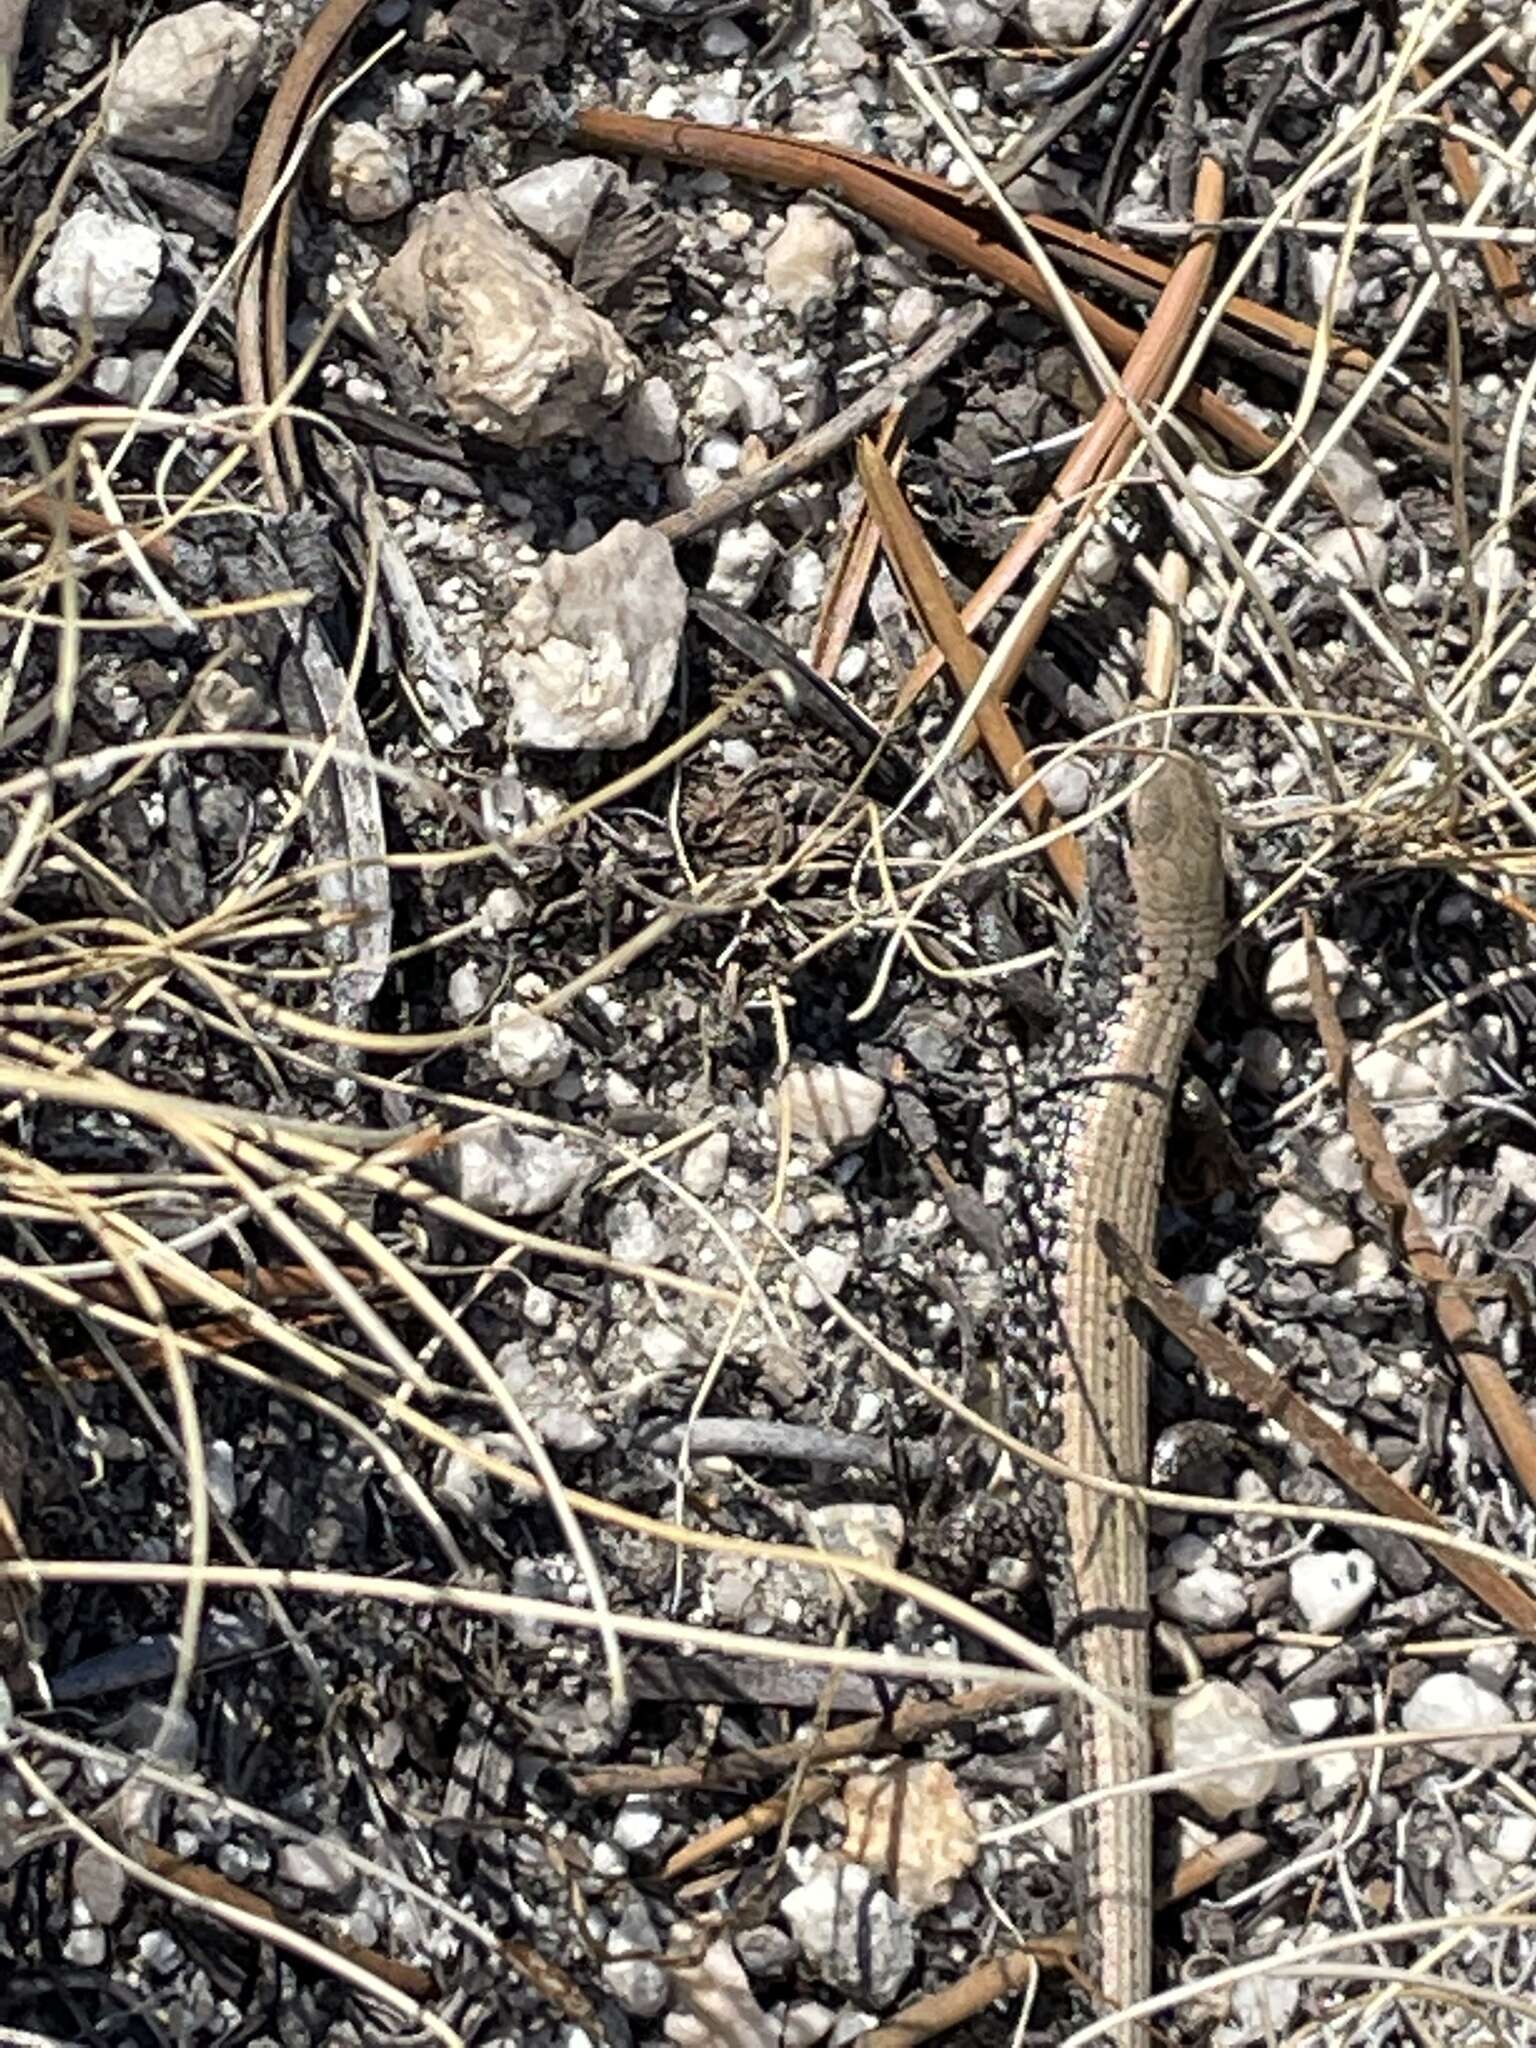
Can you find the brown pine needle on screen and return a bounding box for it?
[1302,914,1536,1509]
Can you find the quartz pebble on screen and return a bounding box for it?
[1311,525,1389,587]
[1159,1563,1249,1630]
[667,1935,777,2046]
[489,1001,571,1086]
[499,156,620,258]
[277,1838,352,1893]
[321,120,412,221]
[104,1,261,163]
[1402,1672,1521,1767]
[1174,464,1267,549]
[35,208,164,340]
[377,191,638,448]
[1027,0,1100,40]
[792,1244,852,1311]
[1260,1191,1353,1269]
[624,376,684,464]
[454,1125,596,1216]
[707,521,776,607]
[1290,1549,1376,1632]
[1167,1680,1279,1819]
[502,521,687,750]
[604,1901,668,2017]
[780,1856,914,2006]
[1266,934,1351,1021]
[807,1502,904,1614]
[778,1062,886,1161]
[840,1761,978,1909]
[1305,418,1390,529]
[680,1131,731,1199]
[763,204,857,319]
[915,0,1006,45]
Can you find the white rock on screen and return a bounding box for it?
[1027,0,1100,41]
[1315,1132,1363,1195]
[793,1244,851,1311]
[63,1927,107,1966]
[321,120,411,222]
[780,1858,913,2006]
[489,1001,571,1086]
[376,191,639,448]
[1288,1694,1339,1738]
[1289,1549,1376,1632]
[478,885,529,935]
[781,2004,837,2048]
[73,1848,127,1925]
[1311,526,1388,587]
[680,1130,730,1199]
[1239,1027,1292,1094]
[707,521,776,607]
[807,1502,904,1615]
[612,1800,665,1853]
[498,1351,605,1454]
[436,1432,522,1519]
[278,1838,351,1892]
[605,1902,669,2017]
[1495,1814,1536,1864]
[697,353,783,434]
[1260,1192,1353,1268]
[667,1935,777,2046]
[1402,1672,1521,1767]
[914,0,1006,45]
[447,962,484,1022]
[1174,463,1267,550]
[499,156,620,259]
[623,376,683,465]
[778,1062,886,1160]
[888,285,939,346]
[455,1124,596,1215]
[521,1284,556,1330]
[763,204,857,319]
[1356,1045,1449,1146]
[1219,1964,1302,2044]
[1040,755,1093,818]
[1266,934,1350,1020]
[502,521,686,751]
[1355,1046,1440,1110]
[104,1,261,163]
[1159,1563,1249,1630]
[1472,537,1521,597]
[1305,245,1357,321]
[35,207,163,340]
[1166,1680,1279,1819]
[608,1199,667,1267]
[785,550,826,612]
[840,1761,978,1910]
[1304,418,1389,529]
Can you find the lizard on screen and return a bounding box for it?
[1009,747,1226,2042]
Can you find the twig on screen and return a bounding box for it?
[854,437,1085,901]
[1099,1223,1536,1639]
[896,156,1227,716]
[656,304,990,543]
[580,110,1279,464]
[1415,61,1535,326]
[854,1830,1267,2046]
[569,1680,1032,1797]
[1302,916,1536,1507]
[134,1840,434,2000]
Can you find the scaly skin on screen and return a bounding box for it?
[1016,753,1225,2043]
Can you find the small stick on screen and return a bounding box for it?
[1302,915,1536,1508]
[1100,1221,1536,1640]
[656,305,990,544]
